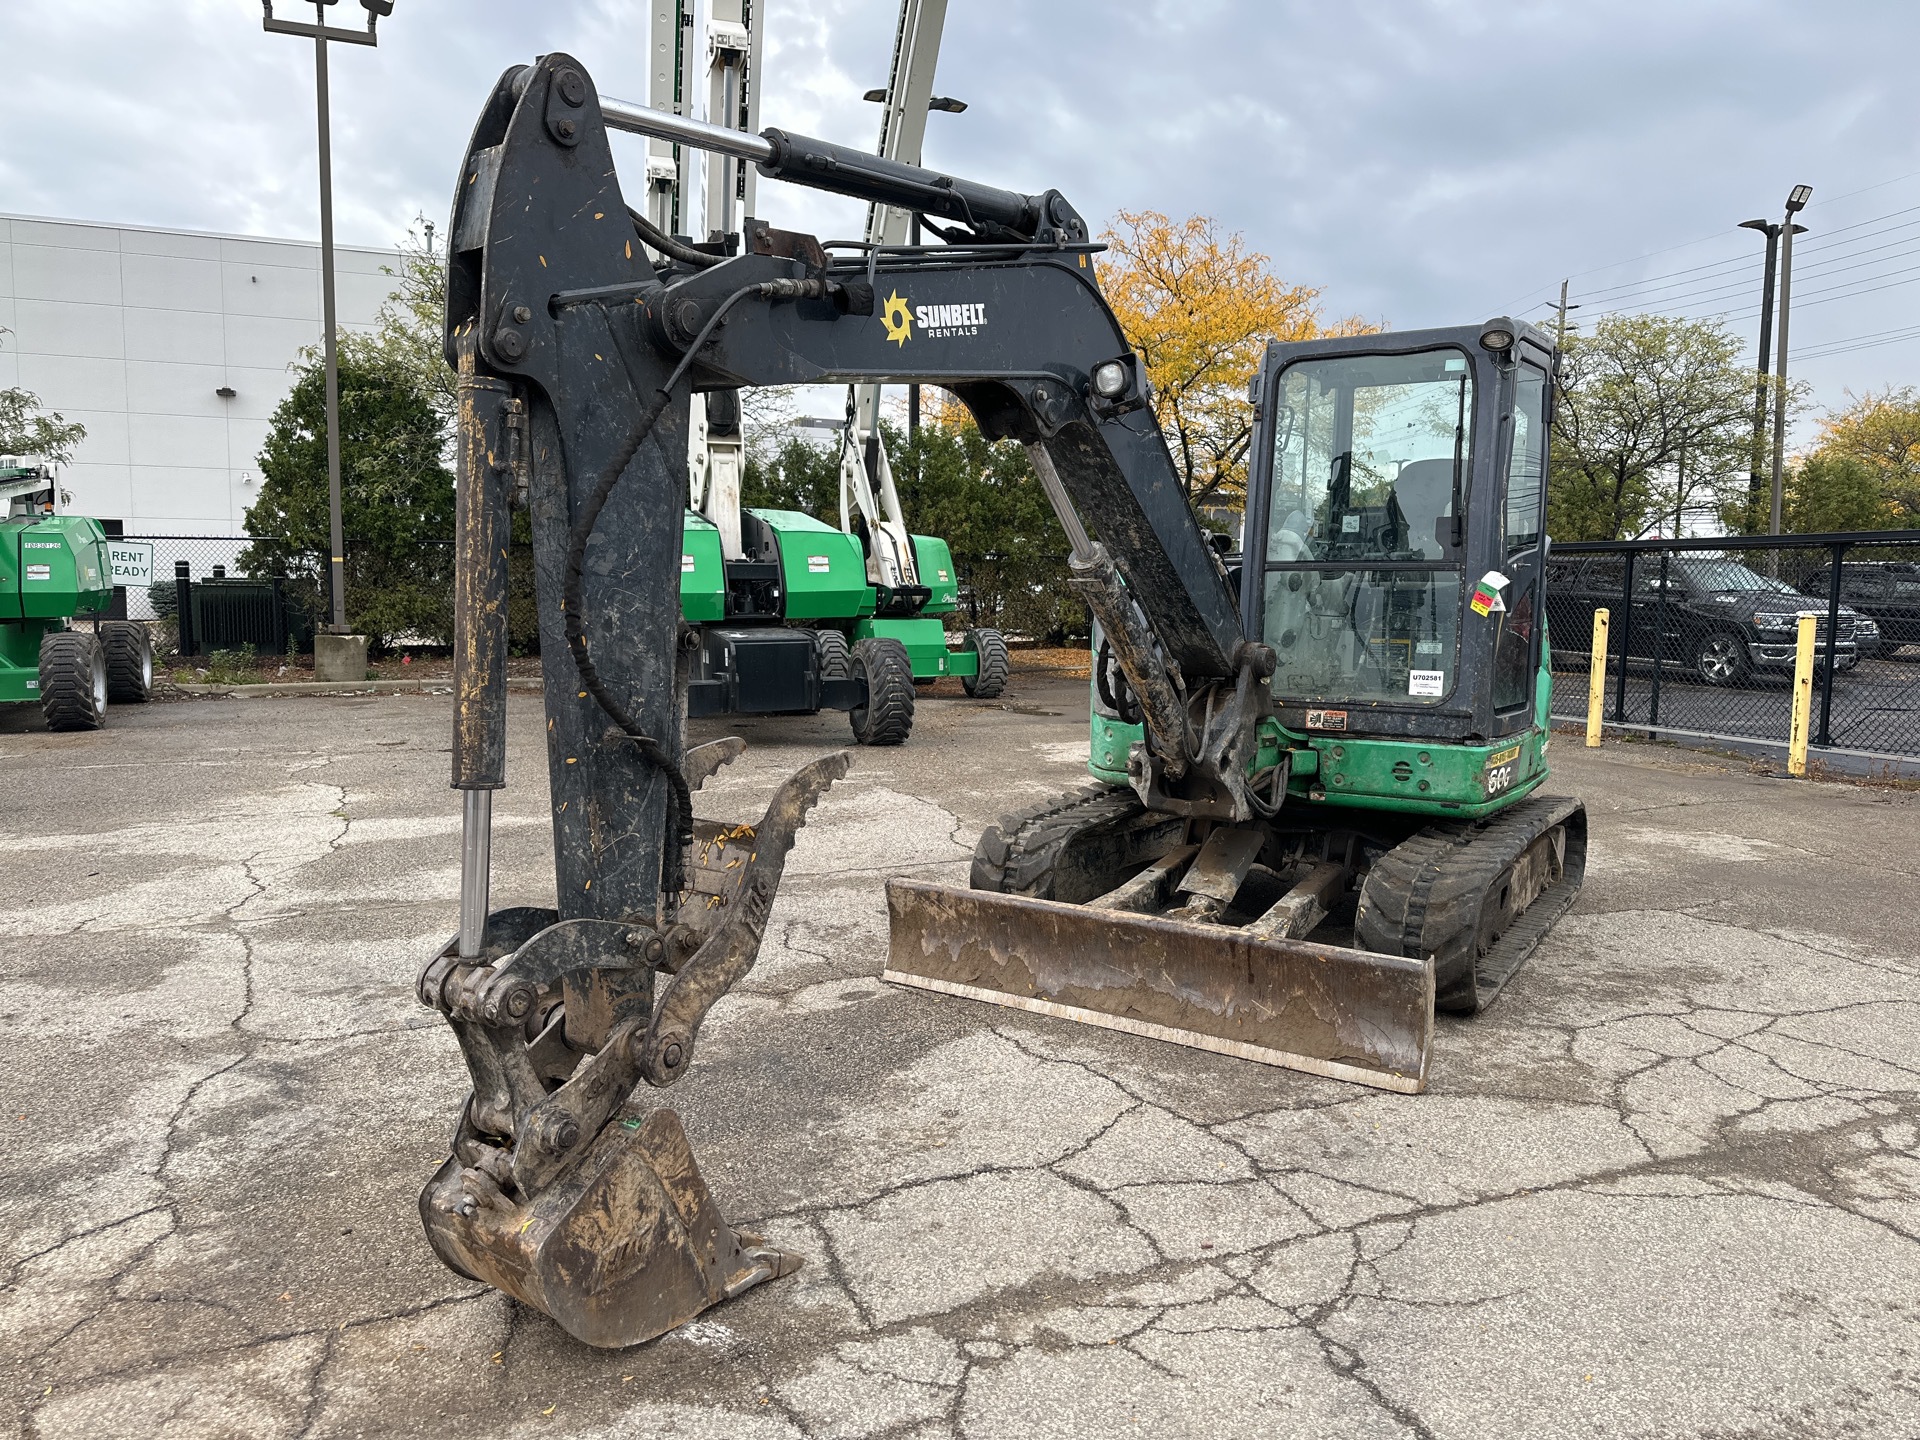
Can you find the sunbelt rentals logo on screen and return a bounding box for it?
[880,290,987,345]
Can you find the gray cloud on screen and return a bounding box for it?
[5,0,1916,416]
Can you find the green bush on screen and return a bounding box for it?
[239,354,455,653]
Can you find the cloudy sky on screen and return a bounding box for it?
[4,0,1918,426]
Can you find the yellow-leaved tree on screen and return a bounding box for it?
[1806,388,1920,526]
[1097,210,1372,513]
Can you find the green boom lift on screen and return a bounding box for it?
[1,460,153,730]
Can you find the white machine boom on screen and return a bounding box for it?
[840,0,951,595]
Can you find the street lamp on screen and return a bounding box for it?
[1766,183,1814,536]
[1739,211,1806,530]
[262,0,395,639]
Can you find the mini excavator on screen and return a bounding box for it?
[419,53,1586,1349]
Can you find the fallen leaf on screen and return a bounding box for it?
[491,1351,504,1366]
[541,1405,556,1417]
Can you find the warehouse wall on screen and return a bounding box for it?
[0,215,396,536]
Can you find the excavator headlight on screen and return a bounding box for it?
[1092,360,1130,399]
[1479,325,1515,353]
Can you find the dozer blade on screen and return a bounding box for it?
[884,879,1434,1093]
[420,1105,798,1349]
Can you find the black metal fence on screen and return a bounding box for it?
[1546,531,1920,761]
[113,533,540,656]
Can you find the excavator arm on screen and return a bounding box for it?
[420,52,1299,1349]
[452,56,1270,813]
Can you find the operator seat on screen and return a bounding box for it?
[1391,459,1454,559]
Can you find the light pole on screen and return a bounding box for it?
[262,0,395,636]
[1737,211,1803,530]
[1767,184,1814,536]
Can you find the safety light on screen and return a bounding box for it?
[1478,325,1514,353]
[1092,360,1130,398]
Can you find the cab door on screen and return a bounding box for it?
[1491,352,1551,712]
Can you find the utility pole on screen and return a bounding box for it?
[263,0,394,648]
[1551,279,1579,348]
[1768,185,1814,536]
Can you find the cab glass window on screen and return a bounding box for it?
[1504,367,1547,553]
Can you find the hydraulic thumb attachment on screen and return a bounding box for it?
[416,750,846,1349]
[418,331,850,1347]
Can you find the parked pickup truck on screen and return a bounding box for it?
[1547,552,1865,686]
[1796,561,1919,657]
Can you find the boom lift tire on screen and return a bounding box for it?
[961,627,1010,699]
[39,630,107,732]
[814,628,851,681]
[101,620,153,704]
[849,637,914,745]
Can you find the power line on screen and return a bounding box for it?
[1804,168,1920,210]
[1581,259,1920,330]
[1797,324,1920,361]
[1587,240,1920,316]
[1539,198,1920,313]
[1576,219,1920,311]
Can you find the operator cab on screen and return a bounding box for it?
[1243,320,1555,743]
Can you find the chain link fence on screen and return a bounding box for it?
[1546,531,1920,761]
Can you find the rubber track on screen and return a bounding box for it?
[971,784,1151,898]
[1354,792,1587,1015]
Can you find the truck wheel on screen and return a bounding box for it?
[814,628,851,681]
[849,637,914,745]
[39,631,108,732]
[101,621,153,703]
[962,627,1010,698]
[1691,631,1750,687]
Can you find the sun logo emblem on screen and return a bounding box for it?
[881,290,913,346]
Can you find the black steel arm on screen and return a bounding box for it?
[446,53,1268,820]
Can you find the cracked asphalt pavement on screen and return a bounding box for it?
[2,676,1917,1438]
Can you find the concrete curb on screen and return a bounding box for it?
[171,679,544,698]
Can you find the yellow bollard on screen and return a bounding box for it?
[1788,614,1816,777]
[1586,608,1610,747]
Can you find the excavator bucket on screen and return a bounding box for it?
[885,880,1435,1093]
[419,751,847,1349]
[420,1104,799,1349]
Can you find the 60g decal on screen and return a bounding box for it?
[1484,744,1523,798]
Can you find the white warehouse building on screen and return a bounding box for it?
[0,213,398,538]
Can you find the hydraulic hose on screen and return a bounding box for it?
[627,207,722,270]
[561,276,838,898]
